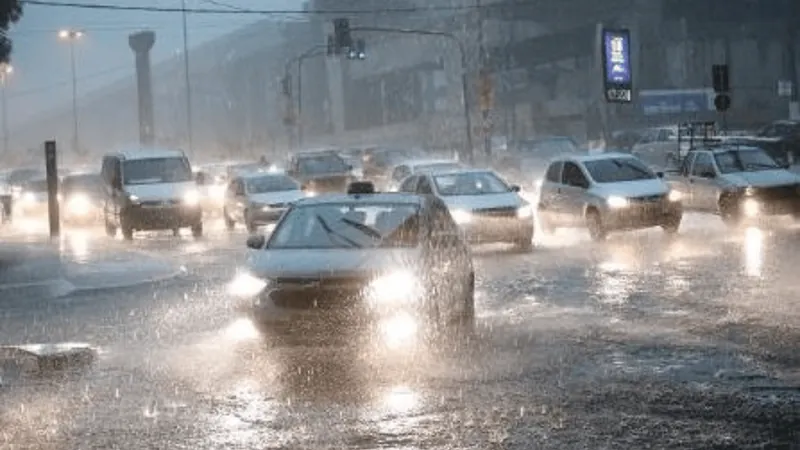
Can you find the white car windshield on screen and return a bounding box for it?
[246,175,299,193]
[123,157,193,185]
[269,202,420,249]
[414,162,462,173]
[433,171,510,196]
[583,157,656,183]
[714,148,781,173]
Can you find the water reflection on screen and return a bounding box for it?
[61,229,91,263]
[742,226,763,277]
[382,385,418,415]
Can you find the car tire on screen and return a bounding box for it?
[121,224,134,241]
[661,213,682,235]
[104,218,117,238]
[719,196,743,228]
[223,208,235,231]
[456,273,475,334]
[513,232,534,252]
[172,228,180,237]
[191,222,203,238]
[244,210,257,234]
[586,209,607,241]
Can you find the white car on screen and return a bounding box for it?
[397,168,534,250]
[537,152,683,241]
[387,159,464,191]
[223,171,308,233]
[233,181,475,340]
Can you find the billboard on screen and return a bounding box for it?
[601,28,632,103]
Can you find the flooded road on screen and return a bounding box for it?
[1,216,799,449]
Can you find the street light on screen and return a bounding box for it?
[58,28,84,154]
[0,63,12,156]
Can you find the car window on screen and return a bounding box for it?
[416,176,434,194]
[245,175,299,193]
[544,161,563,183]
[432,171,509,196]
[398,175,418,193]
[268,202,420,249]
[583,157,656,183]
[122,157,192,185]
[561,162,589,188]
[392,166,410,181]
[296,153,349,174]
[714,148,781,174]
[62,174,102,194]
[691,153,715,176]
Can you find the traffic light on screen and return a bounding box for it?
[333,18,353,55]
[712,64,729,93]
[347,39,366,60]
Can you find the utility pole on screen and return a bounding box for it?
[0,64,11,156]
[58,29,84,154]
[181,0,194,156]
[476,0,493,161]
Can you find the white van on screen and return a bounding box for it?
[101,148,203,240]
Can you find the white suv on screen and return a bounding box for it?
[537,152,683,241]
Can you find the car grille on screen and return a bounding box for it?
[472,206,517,218]
[268,202,287,208]
[629,194,666,204]
[139,199,180,208]
[751,184,799,202]
[270,275,370,310]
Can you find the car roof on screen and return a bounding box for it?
[695,145,764,154]
[402,158,460,168]
[555,152,637,163]
[292,192,424,207]
[236,170,288,179]
[419,167,496,177]
[293,148,340,156]
[110,147,186,161]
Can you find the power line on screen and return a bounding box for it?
[199,0,248,12]
[21,0,490,15]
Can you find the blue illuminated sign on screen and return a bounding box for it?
[601,28,632,103]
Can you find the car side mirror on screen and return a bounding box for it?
[246,234,265,250]
[701,170,716,178]
[510,185,521,192]
[656,171,665,178]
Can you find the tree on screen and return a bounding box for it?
[0,0,23,64]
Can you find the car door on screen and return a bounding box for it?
[688,152,719,211]
[559,161,591,226]
[537,160,564,224]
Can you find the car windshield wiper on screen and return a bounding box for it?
[339,217,383,240]
[315,214,362,248]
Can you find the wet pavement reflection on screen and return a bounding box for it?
[1,214,800,448]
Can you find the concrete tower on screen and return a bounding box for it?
[128,31,156,146]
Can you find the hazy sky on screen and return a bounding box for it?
[6,0,300,130]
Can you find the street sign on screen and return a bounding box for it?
[712,64,730,93]
[44,141,60,238]
[601,28,633,103]
[714,93,731,112]
[639,89,714,115]
[778,80,793,97]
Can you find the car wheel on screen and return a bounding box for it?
[455,273,475,334]
[172,228,180,237]
[719,197,743,228]
[104,218,117,237]
[586,209,607,241]
[223,208,235,231]
[513,232,534,252]
[244,210,257,233]
[661,213,682,235]
[191,222,203,238]
[121,224,134,241]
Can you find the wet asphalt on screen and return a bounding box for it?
[1,216,800,449]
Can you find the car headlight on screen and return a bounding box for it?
[128,194,140,204]
[22,192,35,203]
[606,196,629,209]
[450,209,472,224]
[210,184,226,201]
[517,204,533,219]
[227,271,268,297]
[367,270,422,305]
[668,190,682,202]
[67,194,91,215]
[305,190,317,198]
[742,198,759,217]
[183,190,200,206]
[260,205,270,212]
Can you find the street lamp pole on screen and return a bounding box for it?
[59,29,83,154]
[181,0,194,156]
[0,64,11,156]
[284,45,326,149]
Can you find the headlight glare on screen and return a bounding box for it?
[367,270,421,304]
[450,209,472,224]
[228,271,268,297]
[668,190,682,202]
[742,198,759,217]
[183,190,200,206]
[67,194,91,215]
[607,196,629,209]
[517,204,533,219]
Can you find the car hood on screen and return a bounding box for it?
[720,169,800,188]
[442,192,524,211]
[124,182,196,201]
[249,190,306,205]
[591,178,670,198]
[246,248,421,279]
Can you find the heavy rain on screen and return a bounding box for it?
[1,0,800,449]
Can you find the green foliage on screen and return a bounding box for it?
[0,0,23,63]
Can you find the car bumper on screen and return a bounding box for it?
[459,216,534,243]
[604,202,682,230]
[123,205,202,230]
[738,197,800,217]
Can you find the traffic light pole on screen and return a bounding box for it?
[350,27,475,164]
[284,45,326,150]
